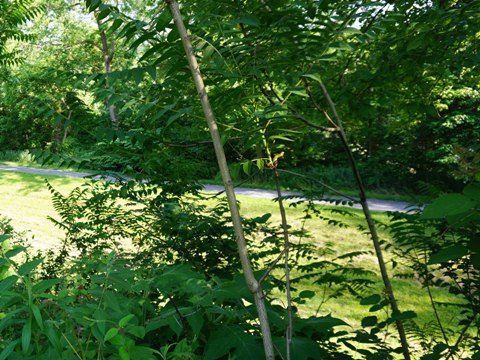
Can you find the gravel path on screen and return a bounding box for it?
[0,164,413,212]
[202,185,413,213]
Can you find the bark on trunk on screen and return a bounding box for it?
[96,17,119,129]
[165,1,275,359]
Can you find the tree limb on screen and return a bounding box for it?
[317,80,411,360]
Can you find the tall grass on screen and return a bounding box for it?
[0,149,39,165]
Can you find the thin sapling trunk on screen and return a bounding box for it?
[272,167,293,360]
[318,81,411,360]
[165,1,275,359]
[96,16,119,129]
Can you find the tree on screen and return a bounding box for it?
[1,1,479,358]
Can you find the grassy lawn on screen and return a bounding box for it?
[234,195,465,333]
[0,170,87,249]
[0,169,464,343]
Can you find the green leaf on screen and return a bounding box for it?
[242,161,251,175]
[295,314,348,333]
[31,304,43,330]
[104,327,119,342]
[269,135,293,142]
[204,326,263,360]
[107,93,123,107]
[186,311,204,337]
[5,246,26,258]
[129,31,157,51]
[104,292,121,313]
[18,258,43,276]
[0,275,18,292]
[132,346,160,358]
[126,325,145,338]
[119,345,131,360]
[298,290,316,299]
[391,310,417,321]
[119,314,135,328]
[361,316,377,327]
[97,8,111,21]
[167,27,179,42]
[145,65,156,81]
[165,107,192,128]
[255,158,265,170]
[421,343,449,359]
[421,194,476,219]
[85,0,100,11]
[289,88,308,97]
[131,68,144,85]
[155,11,172,32]
[273,336,324,360]
[339,27,362,35]
[22,318,32,353]
[95,309,108,336]
[463,184,480,201]
[302,73,322,83]
[407,34,425,51]
[428,245,469,264]
[213,277,251,303]
[44,322,61,352]
[203,45,215,60]
[0,340,18,360]
[110,18,123,33]
[369,299,390,312]
[236,15,260,27]
[360,294,381,305]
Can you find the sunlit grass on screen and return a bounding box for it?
[233,194,467,337]
[0,170,87,249]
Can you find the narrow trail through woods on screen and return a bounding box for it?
[0,164,414,212]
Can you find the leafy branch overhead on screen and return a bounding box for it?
[0,0,44,66]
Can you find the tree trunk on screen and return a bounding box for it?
[165,1,275,359]
[96,16,119,129]
[318,81,411,360]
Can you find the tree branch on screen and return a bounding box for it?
[272,167,293,360]
[317,80,411,360]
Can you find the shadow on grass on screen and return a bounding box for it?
[0,171,87,196]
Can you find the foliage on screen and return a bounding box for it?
[0,0,44,66]
[41,170,436,357]
[388,182,480,358]
[0,216,365,359]
[0,0,479,358]
[3,0,478,192]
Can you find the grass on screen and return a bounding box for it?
[0,170,87,249]
[0,169,467,348]
[233,195,465,333]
